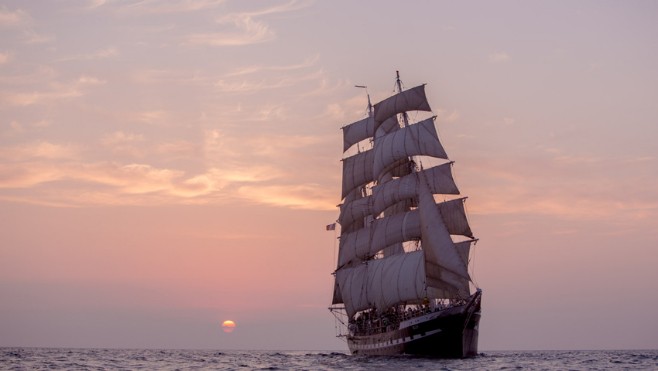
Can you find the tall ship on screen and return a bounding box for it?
[328,72,482,357]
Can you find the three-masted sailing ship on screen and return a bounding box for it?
[329,72,482,357]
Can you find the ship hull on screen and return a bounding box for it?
[347,291,481,358]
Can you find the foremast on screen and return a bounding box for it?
[331,73,477,321]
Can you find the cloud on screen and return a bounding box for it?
[102,131,144,146]
[22,29,54,44]
[0,131,326,208]
[462,152,658,231]
[0,6,30,27]
[131,69,204,85]
[0,74,105,107]
[0,142,81,188]
[214,76,300,93]
[0,124,339,209]
[0,65,57,85]
[78,75,107,85]
[213,57,325,98]
[110,0,226,14]
[436,108,460,123]
[238,183,336,210]
[0,160,291,206]
[224,55,319,77]
[0,6,53,44]
[0,161,209,201]
[185,13,274,46]
[127,110,170,124]
[0,141,80,162]
[488,51,510,63]
[184,0,311,46]
[56,47,119,62]
[0,52,9,64]
[101,131,146,157]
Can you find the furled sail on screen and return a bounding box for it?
[373,117,448,179]
[336,251,427,318]
[373,84,431,130]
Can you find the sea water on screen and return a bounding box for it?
[1,348,657,370]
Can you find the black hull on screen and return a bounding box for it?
[347,291,482,358]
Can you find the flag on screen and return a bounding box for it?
[326,223,336,231]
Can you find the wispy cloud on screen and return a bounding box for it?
[131,69,205,85]
[184,0,310,46]
[0,161,221,204]
[22,29,54,44]
[488,51,510,63]
[436,108,460,123]
[463,152,658,231]
[0,141,80,161]
[185,13,274,46]
[215,71,320,93]
[0,6,30,27]
[0,75,105,106]
[238,183,336,210]
[215,57,323,94]
[128,110,170,124]
[56,47,119,62]
[0,129,337,209]
[101,131,146,157]
[108,0,226,14]
[0,6,54,44]
[0,52,10,64]
[225,55,319,77]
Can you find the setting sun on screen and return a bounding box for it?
[221,320,236,333]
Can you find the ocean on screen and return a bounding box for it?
[1,348,657,370]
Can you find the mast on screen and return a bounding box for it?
[396,70,410,128]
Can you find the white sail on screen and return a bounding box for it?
[418,171,471,298]
[338,210,420,268]
[438,198,473,238]
[338,198,473,267]
[341,187,368,234]
[343,116,400,152]
[339,163,459,228]
[338,196,372,231]
[341,149,374,200]
[373,118,448,179]
[454,239,477,265]
[373,84,431,129]
[372,163,459,216]
[342,116,373,152]
[336,251,427,318]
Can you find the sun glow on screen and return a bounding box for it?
[221,320,236,333]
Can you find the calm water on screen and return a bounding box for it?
[1,348,657,370]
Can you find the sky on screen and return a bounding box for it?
[1,0,657,351]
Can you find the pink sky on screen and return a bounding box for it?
[1,1,657,350]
